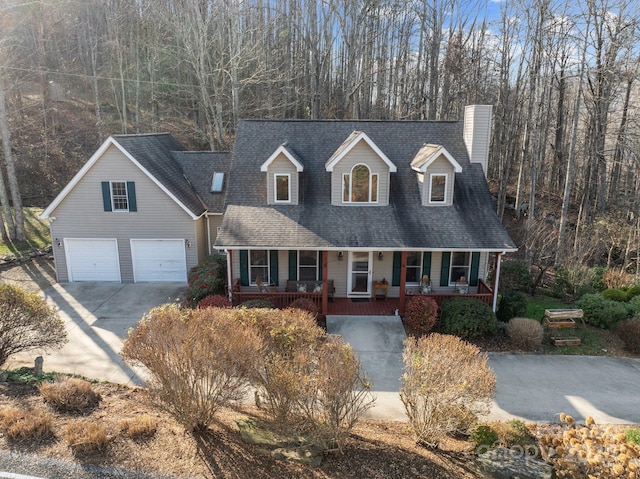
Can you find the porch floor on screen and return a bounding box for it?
[327,297,401,316]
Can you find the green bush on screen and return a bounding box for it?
[626,428,640,445]
[440,297,497,340]
[496,290,528,322]
[185,255,227,307]
[238,299,275,309]
[627,295,640,317]
[551,265,603,300]
[403,296,439,334]
[576,294,629,329]
[497,260,532,293]
[601,288,629,302]
[615,319,640,354]
[626,285,640,300]
[469,424,498,447]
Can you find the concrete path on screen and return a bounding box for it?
[8,282,185,385]
[326,315,407,420]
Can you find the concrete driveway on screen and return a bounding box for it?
[8,282,185,385]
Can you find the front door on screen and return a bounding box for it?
[348,251,372,297]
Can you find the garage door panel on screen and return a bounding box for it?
[131,240,187,283]
[65,239,120,282]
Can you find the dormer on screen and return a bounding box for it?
[261,144,304,205]
[325,131,397,206]
[411,144,462,206]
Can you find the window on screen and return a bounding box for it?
[275,174,290,202]
[249,250,269,284]
[211,172,225,193]
[342,164,378,203]
[298,251,318,281]
[429,174,447,203]
[450,252,471,284]
[111,181,129,211]
[405,252,421,284]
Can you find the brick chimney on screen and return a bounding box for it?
[463,105,493,176]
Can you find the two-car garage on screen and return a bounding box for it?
[64,238,187,283]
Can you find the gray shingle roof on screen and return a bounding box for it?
[216,119,516,251]
[173,151,231,213]
[111,133,208,216]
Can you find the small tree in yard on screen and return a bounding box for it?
[0,284,67,368]
[121,305,261,431]
[400,333,495,448]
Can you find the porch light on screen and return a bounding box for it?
[55,238,61,248]
[185,239,192,248]
[378,251,384,261]
[337,251,344,261]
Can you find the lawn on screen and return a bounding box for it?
[0,207,50,255]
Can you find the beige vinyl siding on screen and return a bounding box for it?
[49,144,198,282]
[195,217,207,263]
[207,215,223,253]
[328,252,348,296]
[423,155,455,206]
[266,154,299,205]
[331,142,391,206]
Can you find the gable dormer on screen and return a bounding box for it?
[411,144,462,206]
[325,131,397,206]
[261,144,304,205]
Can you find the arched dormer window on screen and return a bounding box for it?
[343,164,378,203]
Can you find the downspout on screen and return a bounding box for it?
[226,249,233,301]
[206,215,211,255]
[492,252,505,312]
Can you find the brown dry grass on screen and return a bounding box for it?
[0,381,479,478]
[0,406,54,443]
[39,376,101,413]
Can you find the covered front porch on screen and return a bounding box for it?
[227,248,502,316]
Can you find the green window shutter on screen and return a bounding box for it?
[392,251,401,286]
[317,251,323,281]
[270,250,279,286]
[126,181,137,212]
[422,252,432,279]
[440,252,451,286]
[239,250,249,286]
[469,252,481,286]
[101,182,112,212]
[288,250,297,280]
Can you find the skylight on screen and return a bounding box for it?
[211,172,224,193]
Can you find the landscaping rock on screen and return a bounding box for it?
[272,445,323,467]
[476,448,554,479]
[235,416,323,466]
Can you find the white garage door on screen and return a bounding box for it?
[65,239,120,282]
[131,239,187,282]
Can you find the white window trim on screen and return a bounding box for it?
[405,251,422,285]
[110,181,129,212]
[298,250,319,281]
[249,249,270,285]
[449,251,471,286]
[342,164,379,204]
[429,173,448,204]
[274,173,291,203]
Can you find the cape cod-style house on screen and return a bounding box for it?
[41,105,516,315]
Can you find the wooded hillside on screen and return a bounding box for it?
[0,0,639,270]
